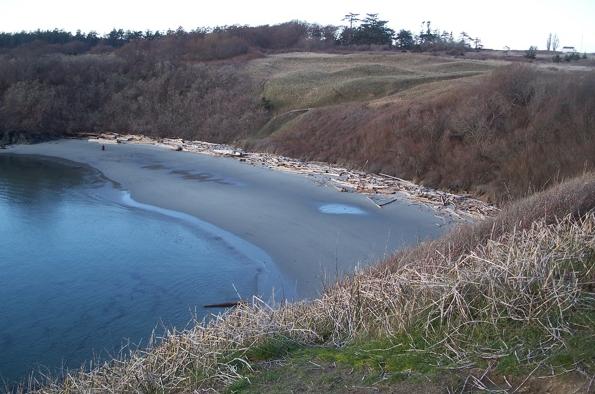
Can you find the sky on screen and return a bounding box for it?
[0,0,593,51]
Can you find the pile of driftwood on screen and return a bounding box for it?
[82,132,499,221]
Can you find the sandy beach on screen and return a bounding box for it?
[4,140,447,297]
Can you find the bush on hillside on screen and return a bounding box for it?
[525,46,537,59]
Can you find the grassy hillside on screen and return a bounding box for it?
[26,174,595,393]
[249,52,496,113]
[245,53,595,203]
[246,52,496,142]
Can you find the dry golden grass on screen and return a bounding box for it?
[384,172,595,272]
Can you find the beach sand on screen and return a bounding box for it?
[4,140,447,298]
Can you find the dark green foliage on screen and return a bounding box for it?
[261,96,273,111]
[396,29,415,49]
[243,336,302,361]
[414,21,474,52]
[418,21,439,46]
[0,29,75,48]
[564,52,581,62]
[336,15,479,53]
[351,14,395,46]
[525,46,538,59]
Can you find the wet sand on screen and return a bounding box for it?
[4,140,448,297]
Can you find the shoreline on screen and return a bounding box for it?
[0,153,293,383]
[81,132,499,221]
[3,139,450,297]
[117,190,295,302]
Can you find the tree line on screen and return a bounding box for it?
[338,14,481,53]
[0,14,482,59]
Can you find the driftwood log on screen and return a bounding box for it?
[203,301,245,308]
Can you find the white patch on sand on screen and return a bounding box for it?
[319,204,366,215]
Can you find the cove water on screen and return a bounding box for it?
[0,154,284,383]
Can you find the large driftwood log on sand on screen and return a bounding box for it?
[80,132,499,221]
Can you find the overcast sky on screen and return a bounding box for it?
[0,0,593,51]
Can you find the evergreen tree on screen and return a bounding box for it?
[396,29,414,49]
[352,14,394,46]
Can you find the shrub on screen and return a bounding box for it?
[564,52,581,62]
[525,45,537,59]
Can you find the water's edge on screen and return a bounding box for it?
[8,152,295,301]
[0,153,295,383]
[118,191,296,301]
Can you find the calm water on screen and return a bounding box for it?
[0,155,282,383]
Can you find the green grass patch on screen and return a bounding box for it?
[445,310,595,376]
[243,336,303,362]
[228,330,449,393]
[548,311,595,371]
[304,341,438,383]
[229,309,594,392]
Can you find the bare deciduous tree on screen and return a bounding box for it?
[546,33,552,52]
[552,34,560,52]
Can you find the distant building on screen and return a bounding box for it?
[561,46,577,53]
